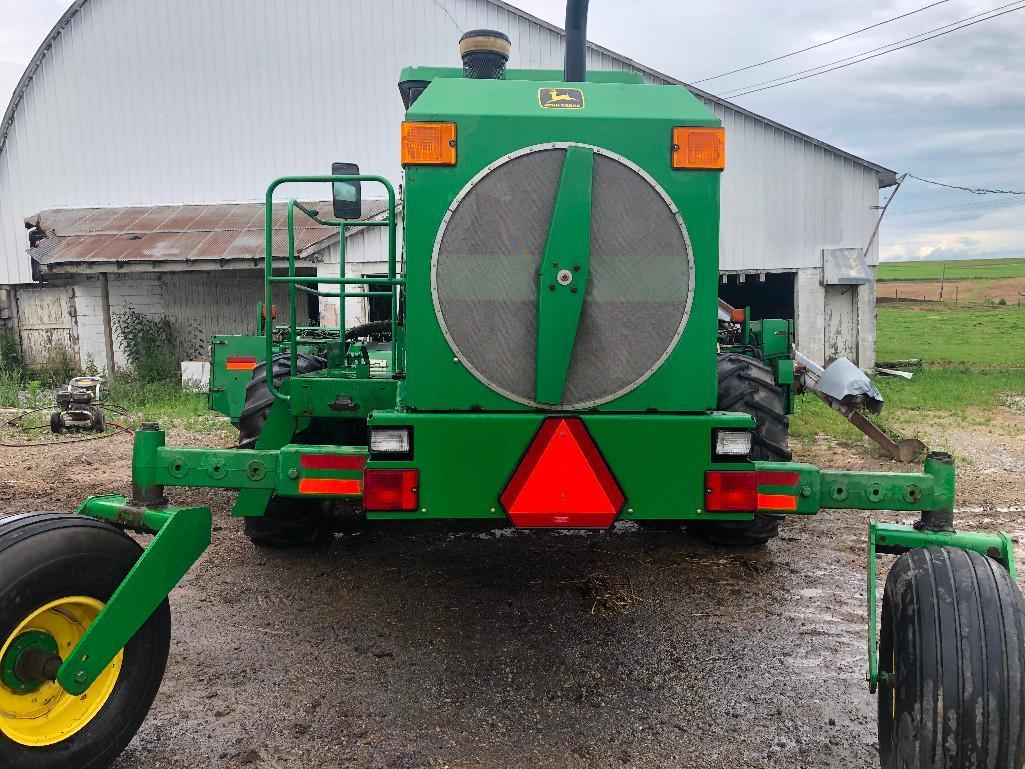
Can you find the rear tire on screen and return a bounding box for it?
[688,353,791,548]
[242,498,333,549]
[878,546,1025,769]
[237,353,332,548]
[0,513,170,769]
[237,352,325,449]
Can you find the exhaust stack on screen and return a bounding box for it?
[563,0,589,82]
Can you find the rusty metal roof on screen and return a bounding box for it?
[27,200,390,269]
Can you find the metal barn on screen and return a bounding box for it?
[0,0,896,372]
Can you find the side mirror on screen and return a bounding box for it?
[331,162,362,220]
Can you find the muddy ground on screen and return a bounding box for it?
[2,416,1024,769]
[877,275,1025,304]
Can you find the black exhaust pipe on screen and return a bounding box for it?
[563,0,589,82]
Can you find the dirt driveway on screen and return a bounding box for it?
[2,417,1024,769]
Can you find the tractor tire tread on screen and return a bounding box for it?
[878,546,1025,769]
[237,352,325,449]
[689,353,792,548]
[0,512,171,769]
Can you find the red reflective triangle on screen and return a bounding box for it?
[500,418,625,528]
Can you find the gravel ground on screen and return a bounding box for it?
[1,415,1024,769]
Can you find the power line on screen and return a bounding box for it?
[886,220,1025,244]
[723,1,1024,96]
[723,2,1022,96]
[723,2,1025,98]
[891,197,1025,215]
[907,173,1025,195]
[693,0,951,84]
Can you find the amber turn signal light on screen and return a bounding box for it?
[401,122,457,166]
[671,126,725,170]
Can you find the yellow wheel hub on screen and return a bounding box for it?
[0,597,122,747]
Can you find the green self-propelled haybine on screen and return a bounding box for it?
[2,4,1022,768]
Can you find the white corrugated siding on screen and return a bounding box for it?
[0,0,885,285]
[704,103,883,270]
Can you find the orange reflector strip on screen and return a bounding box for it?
[299,454,366,471]
[401,122,457,166]
[672,126,725,170]
[298,478,362,496]
[226,356,258,371]
[757,493,798,511]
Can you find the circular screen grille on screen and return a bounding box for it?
[433,144,693,408]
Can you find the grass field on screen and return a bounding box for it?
[790,300,1025,446]
[877,257,1025,281]
[875,303,1025,365]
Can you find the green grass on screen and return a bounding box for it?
[877,257,1025,282]
[790,366,1025,446]
[104,377,228,433]
[0,377,229,445]
[791,301,1025,446]
[876,303,1025,366]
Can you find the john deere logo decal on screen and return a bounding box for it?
[539,87,584,109]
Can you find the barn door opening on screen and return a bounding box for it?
[824,285,858,365]
[719,271,796,321]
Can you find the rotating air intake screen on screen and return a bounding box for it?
[432,144,693,409]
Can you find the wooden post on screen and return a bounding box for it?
[100,273,116,374]
[939,262,946,301]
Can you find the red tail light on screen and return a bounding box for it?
[705,471,758,511]
[705,470,800,512]
[364,469,419,511]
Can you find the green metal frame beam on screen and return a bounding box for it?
[535,146,594,405]
[58,498,212,695]
[865,520,1015,692]
[751,453,954,516]
[130,425,368,519]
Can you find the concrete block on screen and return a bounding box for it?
[181,360,210,392]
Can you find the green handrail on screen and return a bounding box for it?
[264,175,399,404]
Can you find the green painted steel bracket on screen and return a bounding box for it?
[58,495,212,695]
[535,145,594,405]
[287,375,397,418]
[865,520,1016,692]
[752,452,955,516]
[234,397,298,517]
[129,424,368,518]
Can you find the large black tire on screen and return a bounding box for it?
[878,547,1025,769]
[237,352,325,449]
[237,353,331,548]
[242,498,333,549]
[0,513,171,769]
[688,353,792,547]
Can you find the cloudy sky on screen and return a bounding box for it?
[1,0,1023,261]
